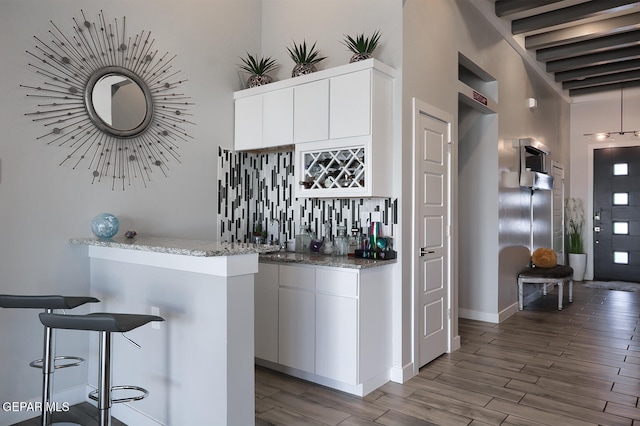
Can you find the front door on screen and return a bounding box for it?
[415,104,450,367]
[593,146,640,281]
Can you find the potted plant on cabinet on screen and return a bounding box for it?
[286,40,326,77]
[238,53,278,88]
[565,197,586,280]
[341,30,381,63]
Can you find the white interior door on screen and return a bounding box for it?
[415,104,450,368]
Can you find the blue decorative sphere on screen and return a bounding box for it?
[91,213,119,239]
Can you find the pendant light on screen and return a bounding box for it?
[584,86,640,141]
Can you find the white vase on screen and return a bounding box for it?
[568,253,587,281]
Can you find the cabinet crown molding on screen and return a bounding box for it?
[234,58,395,99]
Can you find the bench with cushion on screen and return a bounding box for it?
[517,265,574,310]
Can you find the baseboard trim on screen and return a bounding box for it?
[459,302,520,324]
[449,335,461,352]
[458,308,500,323]
[389,362,415,383]
[499,303,519,322]
[255,359,390,397]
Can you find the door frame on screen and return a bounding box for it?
[587,141,640,280]
[412,98,456,375]
[551,161,565,264]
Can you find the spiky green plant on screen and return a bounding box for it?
[238,53,278,76]
[342,30,381,54]
[286,40,326,65]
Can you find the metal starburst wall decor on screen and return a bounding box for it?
[21,10,195,190]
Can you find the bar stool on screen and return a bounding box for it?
[39,312,165,426]
[0,295,100,426]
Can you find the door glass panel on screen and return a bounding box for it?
[613,193,629,205]
[613,222,629,234]
[614,251,629,264]
[613,163,628,176]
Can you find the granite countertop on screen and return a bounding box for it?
[69,237,277,257]
[258,251,397,269]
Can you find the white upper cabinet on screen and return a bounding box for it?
[233,59,395,154]
[234,87,293,151]
[263,88,294,147]
[329,69,372,139]
[294,79,329,143]
[234,95,263,151]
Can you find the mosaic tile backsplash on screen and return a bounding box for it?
[217,148,397,245]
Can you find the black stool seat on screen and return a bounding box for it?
[0,295,99,310]
[39,312,164,332]
[518,265,573,279]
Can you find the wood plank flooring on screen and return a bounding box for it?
[256,283,640,425]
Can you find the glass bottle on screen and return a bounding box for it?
[348,226,359,255]
[322,222,334,255]
[335,225,349,256]
[296,223,312,253]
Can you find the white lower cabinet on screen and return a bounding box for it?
[256,262,392,396]
[315,293,357,384]
[254,263,279,363]
[278,287,315,373]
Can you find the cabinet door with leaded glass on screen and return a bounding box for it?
[295,138,372,198]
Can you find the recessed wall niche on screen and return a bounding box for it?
[217,148,397,244]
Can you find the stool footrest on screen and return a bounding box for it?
[89,385,149,404]
[29,355,84,370]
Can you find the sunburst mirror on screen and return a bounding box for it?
[21,10,194,190]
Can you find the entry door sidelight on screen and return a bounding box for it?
[593,146,640,281]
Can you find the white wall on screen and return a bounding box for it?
[259,0,403,85]
[0,0,261,422]
[570,90,640,280]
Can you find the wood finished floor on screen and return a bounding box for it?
[255,283,640,425]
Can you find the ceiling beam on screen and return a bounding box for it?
[569,78,640,96]
[525,12,640,49]
[536,30,640,61]
[512,0,640,35]
[546,45,640,72]
[495,0,564,17]
[555,58,640,81]
[562,69,640,89]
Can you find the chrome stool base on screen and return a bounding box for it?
[89,385,149,404]
[30,355,84,370]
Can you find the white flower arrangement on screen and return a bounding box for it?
[565,197,585,254]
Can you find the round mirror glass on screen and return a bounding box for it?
[91,73,148,131]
